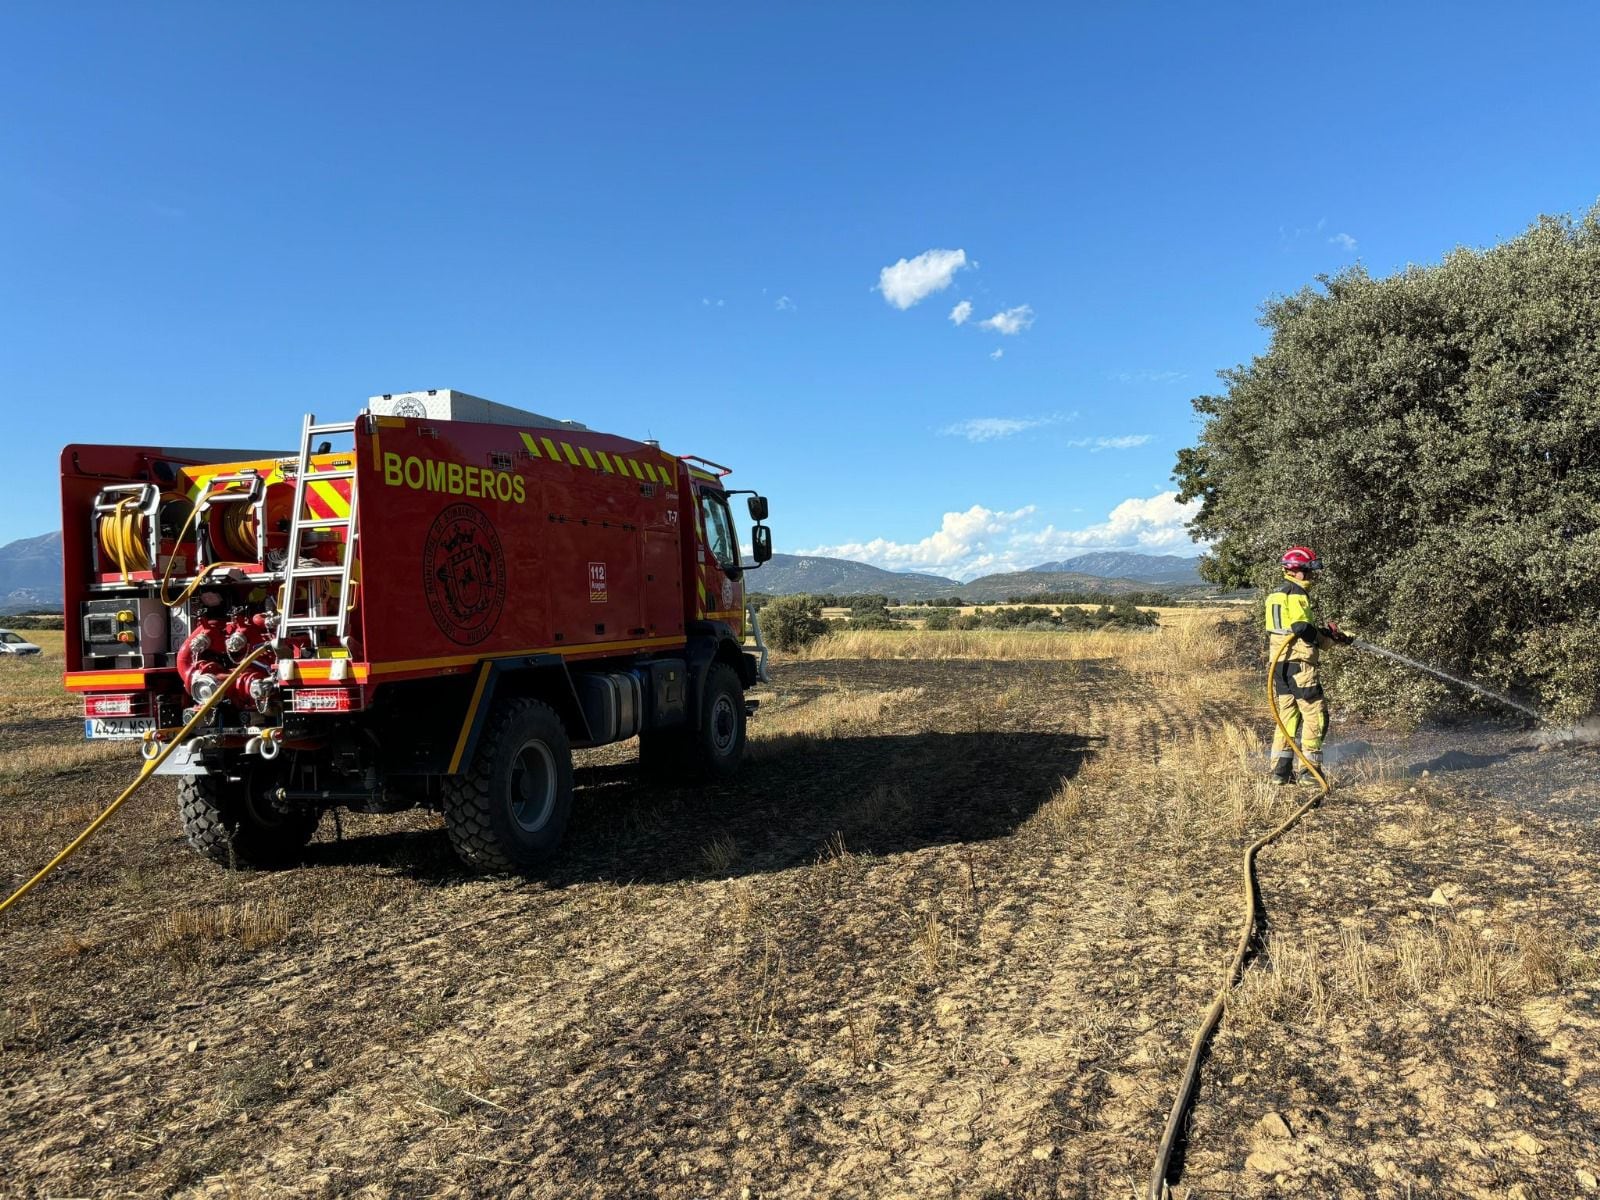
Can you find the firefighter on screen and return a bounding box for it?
[1266,546,1353,784]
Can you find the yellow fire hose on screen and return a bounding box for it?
[0,647,272,919]
[1146,636,1330,1199]
[159,487,260,609]
[99,495,153,583]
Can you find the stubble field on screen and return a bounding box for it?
[2,620,1599,1198]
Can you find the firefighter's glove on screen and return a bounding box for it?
[1324,620,1355,646]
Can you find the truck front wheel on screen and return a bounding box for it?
[179,764,319,869]
[443,697,575,872]
[641,661,746,782]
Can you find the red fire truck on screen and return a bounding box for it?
[60,390,773,871]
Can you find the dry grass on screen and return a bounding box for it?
[0,632,76,724]
[909,909,949,977]
[793,627,1150,661]
[745,685,924,758]
[5,612,1600,1199]
[791,615,1252,676]
[700,832,739,875]
[143,898,294,953]
[1024,776,1091,840]
[0,740,127,785]
[1233,920,1600,1028]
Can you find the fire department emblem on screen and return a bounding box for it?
[423,504,506,646]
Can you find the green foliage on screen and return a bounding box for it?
[756,591,904,609]
[947,604,1160,633]
[847,610,901,631]
[760,594,828,652]
[0,613,64,630]
[1110,599,1159,628]
[1001,590,1176,606]
[1174,208,1600,721]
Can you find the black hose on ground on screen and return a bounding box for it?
[1145,636,1329,1199]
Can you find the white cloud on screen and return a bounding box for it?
[949,299,973,325]
[1109,369,1187,385]
[701,297,725,307]
[1016,492,1200,560]
[1329,232,1357,252]
[990,348,1004,360]
[796,491,1202,580]
[979,304,1034,335]
[940,413,1067,442]
[876,248,968,310]
[775,295,795,311]
[796,505,1036,579]
[1066,434,1151,452]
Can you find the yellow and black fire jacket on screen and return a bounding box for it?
[1265,574,1329,665]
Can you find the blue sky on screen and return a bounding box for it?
[4,3,1598,580]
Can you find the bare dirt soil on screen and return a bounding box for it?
[2,630,1599,1198]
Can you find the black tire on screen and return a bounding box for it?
[179,763,319,869]
[442,697,575,872]
[697,662,748,779]
[638,662,747,781]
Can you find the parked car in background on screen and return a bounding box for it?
[0,629,43,656]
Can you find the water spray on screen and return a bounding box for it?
[1350,638,1545,724]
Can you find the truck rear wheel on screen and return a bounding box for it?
[641,661,746,782]
[443,697,575,872]
[179,764,319,869]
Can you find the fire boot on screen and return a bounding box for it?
[1270,754,1295,786]
[1298,752,1327,785]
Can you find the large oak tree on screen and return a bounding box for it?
[1175,208,1600,722]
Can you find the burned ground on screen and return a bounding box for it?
[2,630,1599,1198]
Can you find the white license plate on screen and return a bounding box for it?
[84,717,156,741]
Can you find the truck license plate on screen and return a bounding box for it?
[84,717,156,741]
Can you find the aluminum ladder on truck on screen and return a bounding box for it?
[275,413,359,681]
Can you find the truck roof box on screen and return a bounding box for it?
[367,389,588,432]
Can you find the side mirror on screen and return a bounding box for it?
[751,524,773,563]
[747,495,769,522]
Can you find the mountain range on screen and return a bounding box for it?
[1025,552,1203,585]
[753,551,1206,602]
[0,531,1207,614]
[0,532,63,614]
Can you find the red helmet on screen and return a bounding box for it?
[1281,546,1322,572]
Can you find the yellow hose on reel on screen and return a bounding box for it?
[1146,635,1330,1198]
[98,496,153,582]
[217,503,259,560]
[158,485,259,609]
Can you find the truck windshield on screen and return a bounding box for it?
[699,492,737,568]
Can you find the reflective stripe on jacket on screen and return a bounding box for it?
[1265,574,1324,665]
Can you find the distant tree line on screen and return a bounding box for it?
[749,588,1179,610]
[924,601,1158,632]
[756,593,1158,651]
